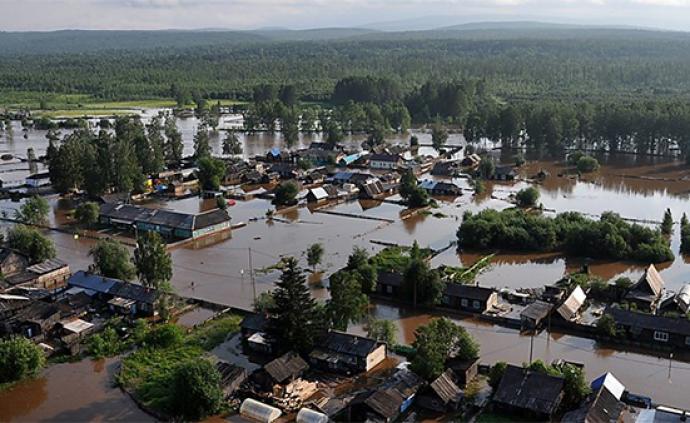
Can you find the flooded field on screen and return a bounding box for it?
[2,111,690,415]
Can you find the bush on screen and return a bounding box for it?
[15,196,51,225]
[596,314,618,337]
[0,337,46,384]
[576,156,600,173]
[7,225,56,264]
[488,362,507,390]
[75,202,100,227]
[88,326,128,358]
[171,359,223,420]
[273,181,299,206]
[145,324,184,348]
[197,157,226,191]
[515,187,540,208]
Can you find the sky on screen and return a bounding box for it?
[1,0,690,31]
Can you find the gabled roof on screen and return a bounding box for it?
[193,209,230,230]
[308,187,329,201]
[557,286,587,321]
[377,271,403,288]
[520,301,554,321]
[364,368,424,419]
[26,258,68,275]
[562,385,624,423]
[68,271,119,294]
[264,351,308,383]
[68,271,157,304]
[321,331,381,358]
[369,153,402,163]
[607,306,690,337]
[444,284,496,302]
[430,369,463,405]
[109,281,157,304]
[630,264,664,298]
[590,372,625,401]
[493,365,564,415]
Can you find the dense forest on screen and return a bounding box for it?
[3,27,690,103]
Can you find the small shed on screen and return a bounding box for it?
[240,398,282,423]
[556,286,587,322]
[264,351,309,384]
[417,369,463,412]
[216,361,248,398]
[520,301,554,330]
[493,365,564,418]
[625,264,664,311]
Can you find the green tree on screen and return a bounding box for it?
[75,202,100,227]
[403,242,443,307]
[147,115,166,174]
[411,318,479,381]
[560,364,592,410]
[596,314,617,337]
[410,135,419,147]
[273,181,299,206]
[222,131,242,156]
[7,225,56,264]
[515,187,540,208]
[366,318,397,347]
[0,337,46,384]
[576,155,600,173]
[488,362,507,390]
[193,123,211,159]
[431,122,448,151]
[399,170,429,208]
[89,238,135,280]
[346,247,378,293]
[306,243,324,270]
[15,196,50,225]
[327,271,368,331]
[171,359,223,421]
[133,231,173,290]
[145,323,184,348]
[164,115,184,166]
[478,158,495,179]
[681,213,690,253]
[267,257,323,353]
[661,208,673,236]
[196,157,226,191]
[253,291,275,313]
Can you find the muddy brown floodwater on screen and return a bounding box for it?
[3,112,690,415]
[0,358,152,422]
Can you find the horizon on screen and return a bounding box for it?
[2,1,690,32]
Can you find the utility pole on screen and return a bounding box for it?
[248,247,257,303]
[668,352,674,382]
[529,332,535,364]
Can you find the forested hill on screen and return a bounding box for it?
[2,25,690,102]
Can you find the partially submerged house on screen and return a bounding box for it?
[68,271,157,317]
[606,306,690,348]
[375,271,404,299]
[369,153,403,170]
[99,203,231,241]
[418,180,463,197]
[555,286,587,322]
[659,284,690,316]
[4,258,71,292]
[352,366,425,423]
[417,369,463,412]
[492,365,565,419]
[240,312,273,353]
[520,301,554,330]
[309,331,386,375]
[492,165,517,181]
[441,284,499,314]
[625,264,664,311]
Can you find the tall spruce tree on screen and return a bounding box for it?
[267,257,323,353]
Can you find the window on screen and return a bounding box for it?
[460,299,469,308]
[473,300,481,310]
[685,336,690,346]
[386,285,393,294]
[653,331,669,342]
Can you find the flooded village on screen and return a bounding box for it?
[1,108,690,423]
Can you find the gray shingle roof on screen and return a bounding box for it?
[321,331,380,358]
[493,365,564,415]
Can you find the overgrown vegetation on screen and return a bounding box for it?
[458,209,673,263]
[0,337,46,387]
[117,315,240,419]
[6,225,56,264]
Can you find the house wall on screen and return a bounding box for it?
[619,325,690,349]
[370,161,398,170]
[442,295,489,313]
[192,221,231,239]
[365,344,387,372]
[1,253,28,276]
[36,267,71,290]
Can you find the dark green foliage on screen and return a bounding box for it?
[403,242,444,307]
[488,362,507,390]
[133,231,172,290]
[327,270,368,331]
[145,324,184,348]
[332,76,402,105]
[366,318,397,347]
[478,158,495,179]
[7,225,56,264]
[253,291,275,313]
[661,208,673,236]
[431,122,448,151]
[273,181,299,206]
[196,157,226,191]
[458,209,673,263]
[596,314,618,338]
[88,326,127,358]
[267,257,324,353]
[75,202,100,227]
[306,243,324,270]
[681,213,690,253]
[345,246,378,293]
[410,318,479,381]
[89,238,136,280]
[222,131,242,156]
[0,337,46,384]
[577,156,600,173]
[526,360,591,410]
[171,359,223,421]
[515,187,540,208]
[399,170,429,208]
[15,196,50,225]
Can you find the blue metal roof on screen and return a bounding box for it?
[269,147,281,157]
[68,270,120,294]
[339,152,364,165]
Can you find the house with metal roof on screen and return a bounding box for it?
[68,271,158,317]
[625,264,664,311]
[309,331,386,375]
[418,179,463,196]
[605,306,690,349]
[520,301,554,330]
[369,153,403,170]
[556,286,587,322]
[442,284,498,314]
[492,365,565,418]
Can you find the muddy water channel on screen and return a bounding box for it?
[2,113,690,415]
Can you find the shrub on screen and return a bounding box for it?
[515,186,540,208]
[576,156,600,173]
[0,337,46,384]
[488,362,507,390]
[7,225,56,264]
[145,324,184,349]
[273,181,299,206]
[596,314,617,337]
[75,202,100,227]
[171,359,223,420]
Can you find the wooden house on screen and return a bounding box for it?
[555,286,587,322]
[442,284,498,314]
[625,264,664,311]
[309,331,386,375]
[520,301,554,331]
[606,306,690,349]
[375,271,404,299]
[493,365,564,419]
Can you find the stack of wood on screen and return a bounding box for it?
[272,379,319,412]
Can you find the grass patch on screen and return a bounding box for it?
[370,246,433,273]
[117,314,241,416]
